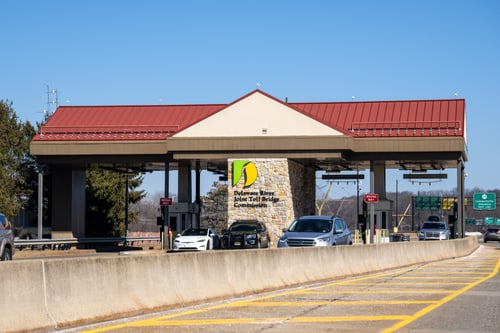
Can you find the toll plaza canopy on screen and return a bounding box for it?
[31,89,467,171]
[29,89,467,238]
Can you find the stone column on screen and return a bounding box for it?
[227,158,315,245]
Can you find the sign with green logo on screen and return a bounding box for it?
[232,160,258,187]
[473,192,496,210]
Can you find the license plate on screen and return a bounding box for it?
[234,242,241,246]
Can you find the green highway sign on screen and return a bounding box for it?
[473,192,496,210]
[415,196,441,210]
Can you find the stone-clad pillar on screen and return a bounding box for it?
[227,158,315,245]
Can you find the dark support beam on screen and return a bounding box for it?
[457,158,465,238]
[195,160,201,228]
[322,174,365,180]
[163,155,171,250]
[403,174,448,179]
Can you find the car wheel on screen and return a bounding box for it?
[484,239,487,243]
[257,240,261,248]
[1,248,12,261]
[207,240,211,250]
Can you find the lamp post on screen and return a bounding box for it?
[395,179,398,232]
[356,168,360,229]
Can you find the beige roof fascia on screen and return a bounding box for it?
[174,91,343,138]
[30,140,168,156]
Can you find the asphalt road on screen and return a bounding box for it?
[55,241,500,333]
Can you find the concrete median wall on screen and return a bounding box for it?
[1,237,478,332]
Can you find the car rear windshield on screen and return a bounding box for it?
[422,222,446,229]
[289,219,332,233]
[230,224,258,232]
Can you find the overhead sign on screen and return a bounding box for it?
[364,193,379,203]
[484,217,494,225]
[473,192,496,210]
[415,196,441,210]
[159,197,173,206]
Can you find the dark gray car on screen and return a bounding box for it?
[278,215,352,247]
[0,213,15,261]
[483,227,500,243]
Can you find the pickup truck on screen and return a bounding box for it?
[0,213,15,260]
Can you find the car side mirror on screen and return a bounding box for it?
[282,228,288,233]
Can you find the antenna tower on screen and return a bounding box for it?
[45,84,58,116]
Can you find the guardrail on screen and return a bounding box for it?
[14,236,161,250]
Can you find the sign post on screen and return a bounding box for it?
[159,197,172,250]
[364,194,379,244]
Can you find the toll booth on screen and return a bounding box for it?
[363,199,394,240]
[448,201,458,239]
[157,202,201,249]
[168,202,201,232]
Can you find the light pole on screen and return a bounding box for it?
[395,179,398,232]
[356,168,360,229]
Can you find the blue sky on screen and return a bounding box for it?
[2,0,499,199]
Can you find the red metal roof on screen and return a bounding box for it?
[33,91,465,141]
[34,104,225,141]
[290,99,465,137]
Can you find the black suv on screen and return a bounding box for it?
[222,220,270,249]
[0,213,15,261]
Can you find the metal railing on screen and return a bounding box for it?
[15,236,161,249]
[349,120,462,137]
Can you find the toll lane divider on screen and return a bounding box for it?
[0,237,478,333]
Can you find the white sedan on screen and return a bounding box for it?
[173,228,220,251]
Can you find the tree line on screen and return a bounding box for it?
[196,182,500,234]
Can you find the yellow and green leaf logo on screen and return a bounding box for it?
[232,160,258,187]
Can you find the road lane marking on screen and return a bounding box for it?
[382,255,500,333]
[394,274,489,279]
[290,315,412,323]
[132,315,414,326]
[344,281,469,286]
[228,300,437,306]
[297,289,454,294]
[137,317,285,326]
[80,251,499,333]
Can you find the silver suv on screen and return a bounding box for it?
[418,221,450,241]
[278,215,352,247]
[0,213,15,261]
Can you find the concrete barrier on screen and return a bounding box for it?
[0,237,478,332]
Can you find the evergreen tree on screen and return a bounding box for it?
[85,166,145,237]
[0,100,37,218]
